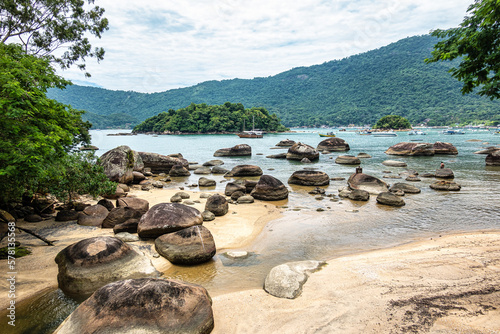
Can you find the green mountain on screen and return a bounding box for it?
[47,34,500,129]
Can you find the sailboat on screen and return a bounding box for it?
[237,115,263,138]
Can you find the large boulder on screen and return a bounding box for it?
[389,183,421,194]
[169,164,191,177]
[102,207,142,229]
[198,177,216,187]
[116,197,149,215]
[138,152,188,173]
[55,237,159,298]
[137,203,203,238]
[100,145,139,184]
[225,164,263,177]
[54,278,214,334]
[430,181,462,191]
[376,192,406,206]
[275,139,296,147]
[203,159,224,166]
[348,173,389,195]
[288,170,330,186]
[205,194,228,216]
[385,142,435,156]
[250,175,289,201]
[433,141,458,155]
[286,142,319,161]
[155,226,216,265]
[316,137,350,152]
[77,204,109,227]
[225,182,247,196]
[211,165,230,174]
[214,144,252,157]
[335,155,361,165]
[435,168,454,179]
[264,261,325,299]
[347,189,370,201]
[486,150,500,166]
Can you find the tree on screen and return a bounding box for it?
[0,0,109,76]
[373,115,411,130]
[426,0,500,99]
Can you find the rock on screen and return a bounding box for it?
[198,177,216,187]
[155,225,216,265]
[137,203,203,238]
[56,210,79,222]
[275,139,296,147]
[225,182,247,196]
[169,164,191,177]
[188,164,203,171]
[225,164,263,177]
[74,202,90,211]
[389,183,421,194]
[97,199,114,211]
[376,192,406,206]
[100,145,138,184]
[250,175,289,201]
[385,142,435,156]
[474,147,500,154]
[382,160,407,167]
[211,165,230,174]
[433,141,458,155]
[316,137,350,152]
[435,168,454,179]
[117,183,130,192]
[237,195,255,204]
[225,251,249,259]
[102,207,142,228]
[486,150,500,166]
[54,278,214,334]
[300,157,312,163]
[77,204,109,227]
[116,197,149,215]
[335,155,361,165]
[214,144,252,157]
[170,194,182,203]
[348,173,389,195]
[357,152,372,158]
[201,210,215,221]
[152,181,164,188]
[288,170,330,186]
[244,180,258,193]
[103,185,127,200]
[113,218,140,234]
[347,189,370,201]
[430,181,462,191]
[230,191,245,201]
[205,194,228,216]
[308,187,326,195]
[24,214,43,222]
[176,191,190,199]
[203,159,224,166]
[199,193,213,199]
[194,167,212,175]
[138,151,188,173]
[114,232,139,242]
[405,175,421,182]
[132,171,146,184]
[286,142,319,161]
[266,153,287,159]
[55,237,160,298]
[264,261,325,299]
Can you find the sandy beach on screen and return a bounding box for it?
[1,186,499,333]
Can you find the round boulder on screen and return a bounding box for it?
[55,237,159,298]
[225,182,247,196]
[430,181,461,191]
[288,170,330,186]
[137,203,203,238]
[214,144,252,157]
[155,225,216,265]
[335,155,361,165]
[211,165,229,174]
[194,167,212,175]
[138,151,188,174]
[376,192,405,206]
[77,204,109,227]
[54,278,213,334]
[389,183,421,194]
[286,142,319,161]
[348,173,389,195]
[250,175,289,201]
[347,189,370,201]
[486,150,500,166]
[237,195,255,204]
[116,197,149,215]
[102,207,142,229]
[205,194,228,216]
[275,139,296,147]
[435,168,454,179]
[99,145,137,184]
[198,177,216,187]
[169,164,191,177]
[225,164,263,177]
[316,137,350,152]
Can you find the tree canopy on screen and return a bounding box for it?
[0,0,109,76]
[373,115,411,130]
[426,0,500,99]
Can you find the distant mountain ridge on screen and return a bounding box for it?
[47,34,500,128]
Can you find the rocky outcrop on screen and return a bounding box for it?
[155,226,216,265]
[214,144,252,157]
[435,168,454,179]
[348,173,389,195]
[389,183,421,194]
[264,261,325,299]
[385,142,435,156]
[335,155,361,165]
[376,192,405,206]
[77,204,109,227]
[286,143,319,161]
[433,141,458,155]
[55,237,159,298]
[430,181,462,191]
[275,139,296,147]
[54,278,214,334]
[316,137,350,152]
[250,175,289,201]
[137,203,203,238]
[288,170,330,186]
[205,194,228,216]
[486,150,500,166]
[225,164,263,177]
[138,152,188,173]
[169,164,191,177]
[100,145,140,184]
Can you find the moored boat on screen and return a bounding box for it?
[319,132,336,137]
[372,131,397,137]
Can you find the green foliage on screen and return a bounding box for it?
[426,0,500,99]
[373,115,412,130]
[47,35,500,128]
[133,102,288,133]
[0,0,109,76]
[0,246,31,259]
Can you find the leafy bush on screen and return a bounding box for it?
[373,115,412,129]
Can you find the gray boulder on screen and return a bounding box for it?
[250,175,289,201]
[275,139,296,147]
[205,194,228,216]
[288,170,330,186]
[169,164,191,177]
[237,195,255,204]
[198,177,216,187]
[225,182,247,196]
[225,164,263,177]
[203,159,224,166]
[100,145,139,184]
[201,210,215,221]
[430,181,462,191]
[486,150,500,166]
[266,153,288,159]
[435,168,454,179]
[286,142,319,161]
[214,144,251,157]
[385,142,435,156]
[116,197,149,215]
[194,167,212,175]
[102,207,142,228]
[138,151,188,173]
[376,192,406,206]
[211,165,230,174]
[335,155,361,165]
[347,189,370,201]
[348,173,389,195]
[316,137,350,152]
[389,183,421,194]
[77,204,109,227]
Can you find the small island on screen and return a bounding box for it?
[132,102,289,134]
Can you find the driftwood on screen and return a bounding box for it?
[0,221,55,246]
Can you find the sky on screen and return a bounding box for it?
[61,0,474,93]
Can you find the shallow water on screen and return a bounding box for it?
[5,128,500,333]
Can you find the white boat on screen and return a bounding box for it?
[442,129,465,135]
[408,130,426,135]
[373,131,397,137]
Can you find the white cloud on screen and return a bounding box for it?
[60,0,473,93]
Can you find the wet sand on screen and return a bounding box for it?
[1,186,499,333]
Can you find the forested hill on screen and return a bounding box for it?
[47,34,500,129]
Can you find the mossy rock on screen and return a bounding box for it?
[0,246,31,259]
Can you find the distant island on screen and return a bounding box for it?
[132,102,288,134]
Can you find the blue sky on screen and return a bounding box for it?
[63,0,473,93]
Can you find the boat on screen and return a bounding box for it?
[319,132,336,137]
[408,130,426,135]
[356,130,372,135]
[372,131,397,137]
[237,116,263,138]
[442,129,465,135]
